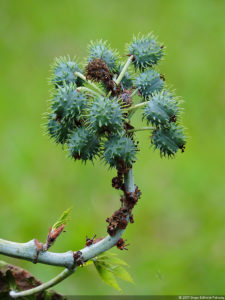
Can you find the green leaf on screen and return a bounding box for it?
[96,254,128,266]
[94,261,122,291]
[92,251,135,291]
[111,265,135,284]
[52,208,72,230]
[94,260,114,271]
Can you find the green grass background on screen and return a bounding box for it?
[0,0,224,295]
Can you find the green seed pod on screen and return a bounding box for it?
[52,56,83,87]
[128,34,164,70]
[51,84,87,125]
[143,90,179,126]
[87,96,123,135]
[47,116,71,144]
[68,127,100,162]
[151,124,186,157]
[135,69,164,99]
[88,40,119,71]
[104,135,137,168]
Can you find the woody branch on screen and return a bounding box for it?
[0,168,137,298]
[0,169,135,267]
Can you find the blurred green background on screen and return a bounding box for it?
[0,0,225,296]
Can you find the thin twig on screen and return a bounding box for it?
[74,72,105,96]
[0,169,135,297]
[1,170,135,296]
[131,88,138,98]
[126,100,150,112]
[10,268,75,298]
[127,126,154,133]
[115,55,134,85]
[77,86,99,97]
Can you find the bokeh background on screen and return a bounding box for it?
[0,0,224,296]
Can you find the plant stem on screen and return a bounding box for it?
[0,238,75,268]
[80,168,135,261]
[126,100,150,112]
[127,126,154,133]
[107,90,112,97]
[0,170,135,267]
[76,86,99,97]
[115,55,134,85]
[74,72,105,96]
[124,168,135,192]
[0,169,136,297]
[10,268,75,298]
[131,88,138,97]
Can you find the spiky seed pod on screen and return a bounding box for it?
[52,56,83,87]
[51,84,87,125]
[128,34,164,70]
[151,124,186,157]
[135,69,164,100]
[88,40,119,71]
[143,90,180,126]
[87,96,124,135]
[68,127,100,162]
[104,135,137,168]
[47,116,71,144]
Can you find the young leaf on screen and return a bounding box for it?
[92,252,134,291]
[111,265,135,284]
[94,261,122,292]
[52,208,72,230]
[96,254,128,266]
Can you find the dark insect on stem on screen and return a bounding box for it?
[112,170,124,191]
[170,115,177,123]
[160,74,165,81]
[85,234,97,247]
[73,251,84,266]
[123,186,141,210]
[179,144,186,153]
[116,238,130,250]
[106,207,128,236]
